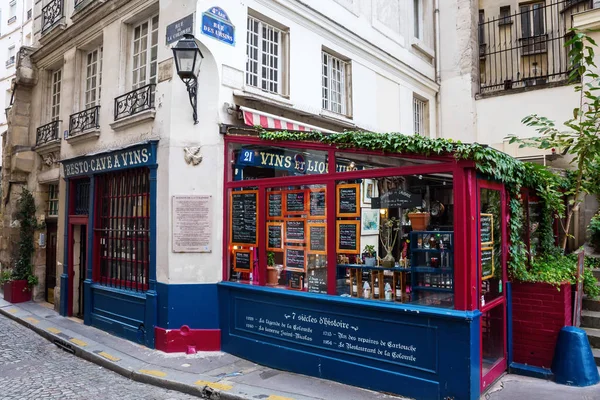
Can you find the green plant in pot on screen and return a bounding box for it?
[363,245,377,267]
[266,251,279,286]
[3,188,39,303]
[379,218,400,268]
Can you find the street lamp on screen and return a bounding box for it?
[172,34,204,124]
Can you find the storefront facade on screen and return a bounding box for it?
[218,133,510,399]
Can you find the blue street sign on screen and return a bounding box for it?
[201,6,235,46]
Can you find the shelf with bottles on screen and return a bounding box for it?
[409,231,454,301]
[345,266,407,302]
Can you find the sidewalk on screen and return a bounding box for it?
[0,298,403,400]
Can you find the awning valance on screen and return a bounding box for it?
[239,106,336,133]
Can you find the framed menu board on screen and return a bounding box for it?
[309,189,327,218]
[268,192,283,219]
[267,222,283,251]
[481,247,494,280]
[480,213,494,245]
[308,223,327,254]
[285,190,307,214]
[288,272,304,290]
[336,220,360,254]
[336,184,360,217]
[285,247,306,272]
[285,218,306,243]
[233,249,253,273]
[230,190,258,247]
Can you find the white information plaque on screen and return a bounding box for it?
[172,195,212,253]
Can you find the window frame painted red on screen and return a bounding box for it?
[223,134,478,311]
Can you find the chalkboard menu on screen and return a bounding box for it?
[308,268,327,294]
[285,219,306,243]
[337,184,360,217]
[233,250,253,272]
[268,192,283,218]
[309,190,326,217]
[480,214,493,245]
[481,248,494,279]
[286,191,306,213]
[230,191,258,246]
[308,224,326,254]
[286,248,306,271]
[288,272,304,290]
[267,223,283,251]
[336,221,360,254]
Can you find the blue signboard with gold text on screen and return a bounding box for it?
[201,7,235,46]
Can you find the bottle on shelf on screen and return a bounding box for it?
[395,279,402,301]
[352,274,358,296]
[374,277,380,299]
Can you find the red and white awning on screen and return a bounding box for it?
[240,106,336,133]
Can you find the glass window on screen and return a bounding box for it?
[132,15,159,89]
[413,0,421,39]
[51,69,62,121]
[335,151,441,173]
[231,144,330,181]
[322,52,349,115]
[413,96,428,136]
[246,15,284,94]
[499,6,512,25]
[47,184,59,217]
[480,188,503,305]
[85,47,103,109]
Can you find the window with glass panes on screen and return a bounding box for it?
[132,15,159,90]
[85,47,103,109]
[413,96,427,135]
[51,69,62,121]
[246,16,283,94]
[96,168,150,291]
[322,52,348,115]
[48,184,59,217]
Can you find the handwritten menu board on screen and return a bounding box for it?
[308,224,326,254]
[285,248,306,271]
[267,223,283,251]
[481,247,494,280]
[308,268,327,294]
[337,184,360,217]
[309,190,326,218]
[480,214,493,245]
[233,250,253,272]
[336,221,360,254]
[286,191,306,214]
[285,219,306,243]
[288,272,304,290]
[268,192,283,218]
[230,190,258,246]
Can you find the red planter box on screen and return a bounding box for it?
[512,282,571,369]
[3,280,32,303]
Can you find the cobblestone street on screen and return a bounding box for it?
[0,314,195,400]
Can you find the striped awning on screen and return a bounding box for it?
[240,106,336,133]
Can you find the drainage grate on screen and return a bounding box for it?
[53,338,75,354]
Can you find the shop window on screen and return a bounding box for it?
[480,188,503,305]
[95,168,150,291]
[230,144,329,181]
[132,15,159,90]
[47,184,59,217]
[322,51,351,116]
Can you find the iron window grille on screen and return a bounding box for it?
[8,16,16,24]
[36,120,61,146]
[413,97,427,136]
[246,16,284,94]
[95,168,150,291]
[42,0,63,33]
[74,180,90,215]
[478,0,593,94]
[322,52,349,115]
[27,9,32,20]
[113,84,155,121]
[48,184,59,217]
[68,105,100,137]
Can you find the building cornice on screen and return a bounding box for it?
[573,8,600,31]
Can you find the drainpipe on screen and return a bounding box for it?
[434,0,442,138]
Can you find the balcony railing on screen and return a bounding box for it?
[5,56,15,68]
[68,105,100,137]
[114,84,155,121]
[36,120,61,146]
[74,0,85,6]
[42,0,63,33]
[478,0,593,95]
[8,16,16,24]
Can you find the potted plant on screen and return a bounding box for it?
[266,251,279,286]
[363,245,377,267]
[3,188,39,303]
[379,218,401,268]
[407,208,430,231]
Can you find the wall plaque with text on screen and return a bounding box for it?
[172,195,212,252]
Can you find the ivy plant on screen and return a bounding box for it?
[12,187,39,287]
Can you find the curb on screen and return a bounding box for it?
[0,305,248,400]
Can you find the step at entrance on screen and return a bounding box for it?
[582,297,600,366]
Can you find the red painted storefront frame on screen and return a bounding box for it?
[67,178,89,317]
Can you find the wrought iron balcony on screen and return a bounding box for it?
[114,84,155,121]
[8,16,16,24]
[68,105,100,138]
[36,120,61,146]
[42,0,63,33]
[5,56,15,68]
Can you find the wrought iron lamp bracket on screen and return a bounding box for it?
[182,76,198,124]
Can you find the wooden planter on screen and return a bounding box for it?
[408,213,430,231]
[3,280,32,303]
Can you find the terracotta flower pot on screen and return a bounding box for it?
[3,280,32,303]
[408,213,430,231]
[266,267,279,286]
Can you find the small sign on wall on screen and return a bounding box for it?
[166,14,195,45]
[172,195,212,252]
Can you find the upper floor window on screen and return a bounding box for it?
[520,2,545,39]
[246,15,286,94]
[499,6,512,26]
[9,0,17,19]
[132,15,159,90]
[322,51,350,116]
[85,47,103,109]
[413,96,428,136]
[51,69,62,121]
[48,184,59,217]
[413,0,422,39]
[6,46,15,66]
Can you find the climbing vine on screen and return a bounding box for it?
[12,187,39,286]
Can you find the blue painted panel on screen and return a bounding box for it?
[506,281,513,365]
[219,282,481,400]
[509,362,553,380]
[90,285,146,344]
[156,282,219,329]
